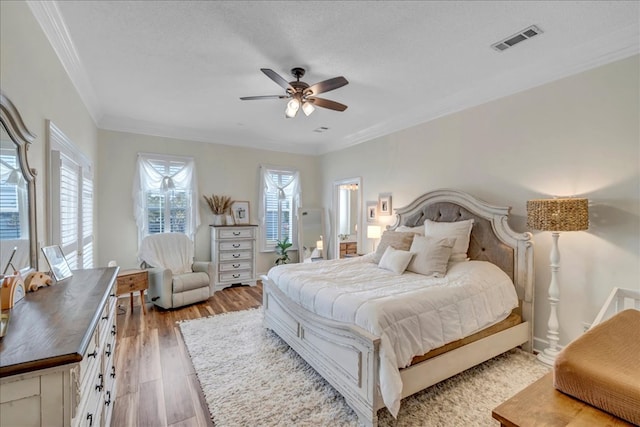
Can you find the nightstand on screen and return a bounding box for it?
[116,269,148,314]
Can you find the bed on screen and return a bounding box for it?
[261,189,534,426]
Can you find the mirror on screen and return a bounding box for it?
[0,92,37,275]
[297,208,325,262]
[333,177,362,259]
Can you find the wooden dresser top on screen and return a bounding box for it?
[0,267,118,377]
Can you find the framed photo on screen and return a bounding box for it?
[366,201,378,223]
[42,245,73,282]
[231,201,250,225]
[378,193,392,216]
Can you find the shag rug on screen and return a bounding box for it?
[179,309,549,426]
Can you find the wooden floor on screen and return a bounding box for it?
[112,284,263,427]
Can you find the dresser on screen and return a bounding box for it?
[339,241,358,258]
[0,267,119,427]
[211,225,258,291]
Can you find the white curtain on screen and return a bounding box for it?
[132,153,200,244]
[259,165,300,225]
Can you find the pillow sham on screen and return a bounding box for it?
[406,236,456,277]
[372,231,415,263]
[378,246,414,274]
[424,218,474,262]
[396,225,425,235]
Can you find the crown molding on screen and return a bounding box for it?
[27,1,102,124]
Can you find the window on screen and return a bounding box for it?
[133,153,199,244]
[48,121,94,269]
[259,165,300,251]
[0,149,24,239]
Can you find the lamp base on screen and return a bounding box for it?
[537,347,560,367]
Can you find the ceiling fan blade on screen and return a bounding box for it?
[308,97,348,112]
[261,68,294,91]
[240,95,287,100]
[305,76,348,96]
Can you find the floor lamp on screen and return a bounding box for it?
[527,197,589,366]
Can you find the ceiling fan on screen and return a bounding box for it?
[240,67,348,118]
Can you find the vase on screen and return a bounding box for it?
[212,214,225,226]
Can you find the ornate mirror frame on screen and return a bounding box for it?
[1,91,38,271]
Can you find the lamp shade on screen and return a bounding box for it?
[367,225,382,239]
[316,240,323,251]
[526,198,589,232]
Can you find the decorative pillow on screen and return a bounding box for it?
[373,231,415,263]
[396,225,425,235]
[424,219,474,262]
[406,236,456,277]
[378,246,414,274]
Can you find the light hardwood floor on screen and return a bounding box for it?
[113,284,263,427]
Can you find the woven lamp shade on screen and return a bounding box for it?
[527,198,589,232]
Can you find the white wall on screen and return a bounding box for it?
[0,1,98,267]
[320,55,640,351]
[97,130,321,274]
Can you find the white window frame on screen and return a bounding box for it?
[47,121,94,269]
[259,165,300,252]
[133,153,199,246]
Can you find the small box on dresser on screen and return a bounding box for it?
[211,225,258,291]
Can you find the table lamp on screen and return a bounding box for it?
[367,225,382,252]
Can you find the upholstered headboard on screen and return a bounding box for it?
[389,189,534,349]
[397,201,515,280]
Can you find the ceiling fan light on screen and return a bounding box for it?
[302,101,315,116]
[285,97,300,118]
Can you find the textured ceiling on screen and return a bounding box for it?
[31,1,639,155]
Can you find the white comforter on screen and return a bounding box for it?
[267,255,519,417]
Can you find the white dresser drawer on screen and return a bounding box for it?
[219,228,254,239]
[219,261,251,272]
[219,251,252,261]
[219,241,252,251]
[219,270,253,282]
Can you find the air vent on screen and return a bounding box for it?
[491,25,542,52]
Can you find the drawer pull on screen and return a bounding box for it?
[233,274,240,279]
[105,343,112,357]
[102,315,108,320]
[110,293,116,298]
[88,350,98,358]
[111,365,116,378]
[111,325,117,336]
[232,243,241,248]
[87,413,93,427]
[233,231,241,236]
[232,253,240,258]
[105,391,112,407]
[233,264,240,268]
[95,374,104,392]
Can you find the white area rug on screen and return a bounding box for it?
[179,309,549,426]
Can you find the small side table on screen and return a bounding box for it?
[116,269,148,314]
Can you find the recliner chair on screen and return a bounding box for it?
[138,232,213,309]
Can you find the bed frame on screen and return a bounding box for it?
[261,189,534,426]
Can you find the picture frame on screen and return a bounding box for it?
[378,193,392,216]
[366,201,378,223]
[231,201,250,225]
[41,245,73,282]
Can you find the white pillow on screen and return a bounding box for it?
[424,219,474,262]
[378,246,414,274]
[396,225,425,235]
[406,236,456,277]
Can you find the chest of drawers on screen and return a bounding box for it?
[0,267,119,427]
[340,241,358,258]
[211,225,258,291]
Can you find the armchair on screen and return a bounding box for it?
[138,232,213,309]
